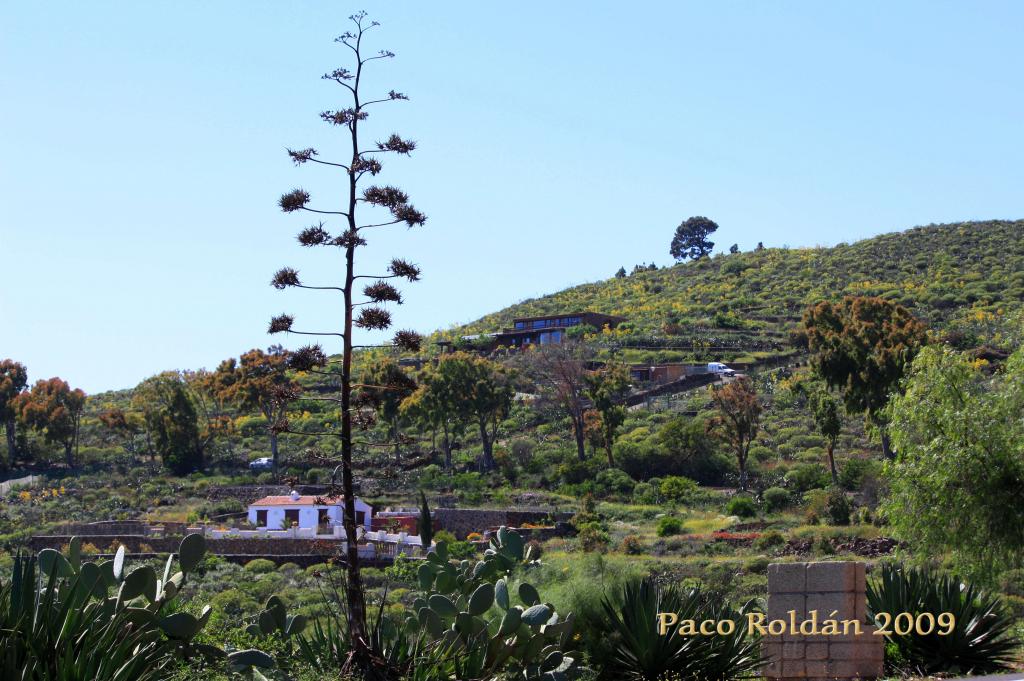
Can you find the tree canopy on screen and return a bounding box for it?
[14,377,85,468]
[0,359,28,466]
[885,343,1024,582]
[669,216,718,261]
[359,357,417,464]
[708,377,761,490]
[134,373,210,474]
[208,346,297,469]
[402,353,512,471]
[584,363,631,466]
[802,295,926,458]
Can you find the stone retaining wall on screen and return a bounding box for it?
[29,535,342,557]
[433,508,574,539]
[57,521,190,536]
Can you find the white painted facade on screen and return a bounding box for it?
[246,491,373,533]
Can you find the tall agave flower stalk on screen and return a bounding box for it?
[268,11,426,662]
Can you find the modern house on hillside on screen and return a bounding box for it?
[247,491,373,533]
[493,312,626,348]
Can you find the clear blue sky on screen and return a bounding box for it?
[2,2,1022,394]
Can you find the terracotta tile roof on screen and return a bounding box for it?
[250,495,344,507]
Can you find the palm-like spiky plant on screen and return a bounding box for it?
[866,563,1017,674]
[0,536,273,680]
[268,11,427,663]
[600,578,763,680]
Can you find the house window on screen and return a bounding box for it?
[355,511,366,526]
[255,510,268,527]
[515,321,525,329]
[284,509,300,527]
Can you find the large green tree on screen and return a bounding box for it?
[98,407,152,461]
[669,215,718,261]
[808,387,842,485]
[402,359,463,471]
[402,353,512,471]
[584,363,631,466]
[14,377,85,468]
[358,357,417,464]
[135,374,204,475]
[459,355,514,472]
[802,295,926,459]
[208,346,298,470]
[0,360,28,466]
[885,344,1024,582]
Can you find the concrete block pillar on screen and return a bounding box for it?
[764,561,883,680]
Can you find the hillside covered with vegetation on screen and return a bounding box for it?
[444,220,1024,363]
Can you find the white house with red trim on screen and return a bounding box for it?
[246,490,373,533]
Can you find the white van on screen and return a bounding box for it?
[707,362,735,376]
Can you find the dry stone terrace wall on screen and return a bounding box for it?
[433,508,574,540]
[764,561,883,680]
[57,521,190,536]
[29,535,341,557]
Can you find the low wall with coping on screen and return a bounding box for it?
[764,561,883,680]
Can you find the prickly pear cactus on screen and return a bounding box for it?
[413,526,578,680]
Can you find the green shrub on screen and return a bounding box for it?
[656,516,684,537]
[632,481,658,504]
[619,534,645,555]
[839,457,881,491]
[659,475,698,504]
[383,553,419,584]
[824,487,851,526]
[446,540,477,560]
[726,495,757,518]
[753,530,786,551]
[244,558,277,574]
[595,468,636,499]
[577,523,611,552]
[785,463,830,494]
[867,564,1017,674]
[209,588,258,618]
[432,529,456,545]
[803,488,827,524]
[813,536,835,555]
[762,486,791,512]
